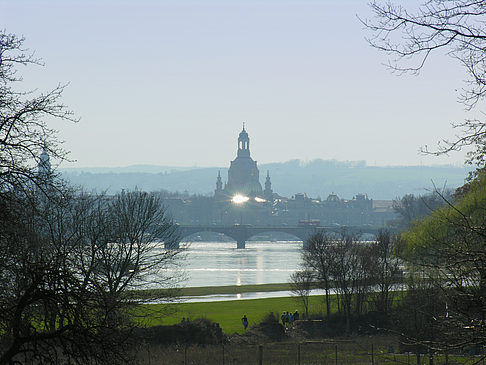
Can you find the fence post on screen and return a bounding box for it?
[258,345,263,365]
[335,344,338,365]
[371,344,375,365]
[298,343,301,365]
[429,352,433,365]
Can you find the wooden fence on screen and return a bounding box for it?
[140,340,485,365]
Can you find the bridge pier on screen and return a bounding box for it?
[236,239,246,249]
[164,240,180,249]
[233,225,249,249]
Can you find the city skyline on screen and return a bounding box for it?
[1,0,474,168]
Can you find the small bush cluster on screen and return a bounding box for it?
[135,318,224,345]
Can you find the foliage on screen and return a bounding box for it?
[397,173,486,350]
[403,174,486,262]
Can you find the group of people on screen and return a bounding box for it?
[281,310,299,329]
[241,310,300,331]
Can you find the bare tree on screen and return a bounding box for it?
[392,191,453,230]
[302,231,335,319]
[329,231,371,333]
[363,1,486,169]
[364,4,486,346]
[368,229,402,317]
[0,29,185,365]
[290,270,314,319]
[302,230,378,329]
[0,188,183,365]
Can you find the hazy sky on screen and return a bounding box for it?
[1,0,475,168]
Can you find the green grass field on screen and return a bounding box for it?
[138,294,331,334]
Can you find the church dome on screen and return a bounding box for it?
[224,126,263,197]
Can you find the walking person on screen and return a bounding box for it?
[242,314,249,330]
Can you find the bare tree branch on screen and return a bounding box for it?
[363,1,486,170]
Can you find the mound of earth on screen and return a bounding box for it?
[229,314,286,344]
[287,320,327,339]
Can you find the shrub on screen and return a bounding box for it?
[136,318,225,345]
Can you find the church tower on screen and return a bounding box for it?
[237,124,250,158]
[215,170,223,191]
[38,146,51,180]
[36,146,53,198]
[214,170,224,199]
[264,170,273,201]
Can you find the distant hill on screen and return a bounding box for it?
[60,159,472,200]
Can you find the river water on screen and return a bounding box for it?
[180,241,303,288]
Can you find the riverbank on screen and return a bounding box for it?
[181,282,294,296]
[135,282,295,299]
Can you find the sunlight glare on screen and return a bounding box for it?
[232,194,250,204]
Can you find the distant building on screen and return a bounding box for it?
[36,146,53,197]
[165,125,397,227]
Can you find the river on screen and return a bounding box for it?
[180,240,303,288]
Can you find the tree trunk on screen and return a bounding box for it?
[325,282,330,319]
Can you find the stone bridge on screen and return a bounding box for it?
[175,224,384,249]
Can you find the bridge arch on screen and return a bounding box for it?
[246,231,304,243]
[178,228,239,246]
